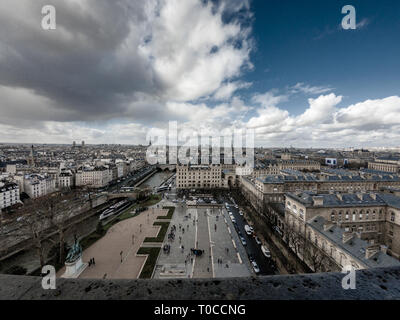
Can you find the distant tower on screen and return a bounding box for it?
[82,141,85,147]
[73,141,76,148]
[27,145,35,167]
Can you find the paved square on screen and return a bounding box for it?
[153,204,251,279]
[57,207,169,279]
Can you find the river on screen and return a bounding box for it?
[137,170,174,189]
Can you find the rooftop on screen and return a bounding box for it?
[287,192,400,209]
[308,216,400,269]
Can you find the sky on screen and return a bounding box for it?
[0,0,399,148]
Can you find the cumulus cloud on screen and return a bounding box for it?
[0,1,397,148]
[289,82,334,95]
[0,0,252,124]
[244,93,400,147]
[296,93,342,126]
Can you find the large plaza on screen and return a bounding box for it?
[153,203,253,279]
[57,206,169,279]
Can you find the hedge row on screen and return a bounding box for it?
[137,247,161,279]
[143,221,170,243]
[156,206,175,219]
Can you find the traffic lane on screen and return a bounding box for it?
[229,207,271,275]
[227,204,275,275]
[229,206,274,275]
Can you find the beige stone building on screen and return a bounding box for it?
[241,172,400,205]
[252,159,320,177]
[284,192,400,271]
[75,166,110,189]
[368,157,400,173]
[176,164,222,189]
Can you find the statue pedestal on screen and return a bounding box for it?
[61,257,88,279]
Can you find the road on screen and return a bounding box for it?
[224,198,277,275]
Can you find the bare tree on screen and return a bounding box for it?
[18,199,50,268]
[41,191,84,264]
[15,190,84,267]
[303,241,330,272]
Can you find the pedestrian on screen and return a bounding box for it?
[89,259,92,267]
[93,258,95,266]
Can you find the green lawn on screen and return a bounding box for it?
[143,221,170,243]
[103,194,162,230]
[137,247,161,279]
[157,206,175,219]
[80,231,104,251]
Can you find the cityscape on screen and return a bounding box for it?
[1,0,400,310]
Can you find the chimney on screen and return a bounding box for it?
[356,193,364,201]
[323,222,334,232]
[336,194,343,201]
[380,245,388,255]
[342,232,354,244]
[370,193,377,200]
[365,245,380,259]
[312,196,324,206]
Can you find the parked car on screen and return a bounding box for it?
[261,245,271,258]
[254,237,262,245]
[240,236,247,246]
[239,211,244,216]
[252,261,260,274]
[231,218,236,224]
[244,225,253,235]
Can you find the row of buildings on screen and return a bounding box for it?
[368,156,400,173]
[174,153,400,271]
[283,191,400,270]
[238,167,400,271]
[0,144,148,208]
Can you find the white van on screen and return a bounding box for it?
[261,245,271,258]
[244,224,253,235]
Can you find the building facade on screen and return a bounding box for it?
[285,192,400,265]
[75,166,111,188]
[23,174,55,199]
[176,165,222,189]
[368,157,400,173]
[0,181,20,210]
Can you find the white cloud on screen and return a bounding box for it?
[290,82,334,95]
[213,81,252,100]
[251,91,288,108]
[296,93,342,126]
[140,0,252,101]
[244,93,400,147]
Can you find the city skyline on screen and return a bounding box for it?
[0,0,399,147]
